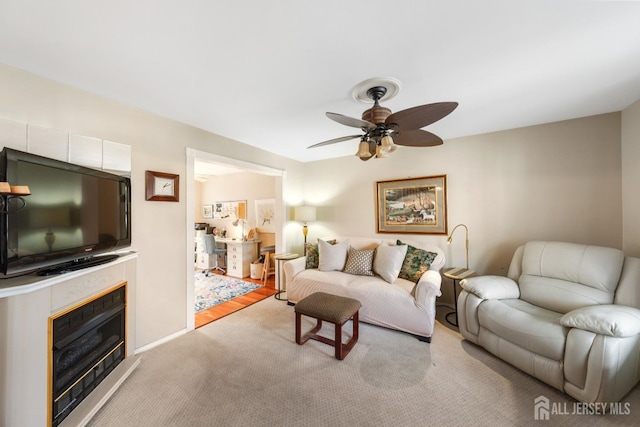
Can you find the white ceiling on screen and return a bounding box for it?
[2,1,640,164]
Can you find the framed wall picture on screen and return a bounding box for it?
[376,175,448,235]
[145,170,179,202]
[255,198,275,233]
[202,205,213,218]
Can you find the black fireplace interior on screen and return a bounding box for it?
[50,285,126,426]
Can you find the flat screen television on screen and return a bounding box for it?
[1,148,131,276]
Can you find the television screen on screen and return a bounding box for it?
[1,148,131,276]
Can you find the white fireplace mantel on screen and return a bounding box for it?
[0,252,138,426]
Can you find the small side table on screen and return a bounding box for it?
[273,253,300,301]
[443,267,475,327]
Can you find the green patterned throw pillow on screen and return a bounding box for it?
[397,240,438,283]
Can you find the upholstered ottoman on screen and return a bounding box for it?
[294,292,361,360]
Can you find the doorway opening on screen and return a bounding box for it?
[185,148,285,331]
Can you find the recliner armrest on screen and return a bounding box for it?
[459,275,520,300]
[560,305,640,337]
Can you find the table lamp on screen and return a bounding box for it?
[295,206,316,253]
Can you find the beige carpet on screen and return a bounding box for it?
[87,297,639,426]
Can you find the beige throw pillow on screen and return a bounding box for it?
[373,243,408,283]
[318,239,349,271]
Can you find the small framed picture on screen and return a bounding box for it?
[145,170,179,202]
[202,205,213,218]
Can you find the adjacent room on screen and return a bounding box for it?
[1,2,640,426]
[192,153,281,326]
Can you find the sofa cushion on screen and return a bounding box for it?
[305,239,336,269]
[397,240,438,283]
[343,247,375,276]
[373,243,408,283]
[478,299,568,361]
[518,241,624,313]
[318,239,349,271]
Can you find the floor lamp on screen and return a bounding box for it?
[295,206,316,255]
[445,223,472,327]
[447,223,470,269]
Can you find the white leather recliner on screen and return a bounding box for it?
[457,241,640,403]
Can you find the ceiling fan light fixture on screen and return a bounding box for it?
[380,134,397,154]
[355,140,372,158]
[375,145,389,158]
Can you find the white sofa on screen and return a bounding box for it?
[283,236,445,342]
[458,241,640,403]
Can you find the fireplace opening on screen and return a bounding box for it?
[49,283,126,426]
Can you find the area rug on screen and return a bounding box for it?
[194,273,261,312]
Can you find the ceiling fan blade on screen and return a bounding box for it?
[385,102,458,131]
[307,134,362,149]
[326,112,376,131]
[393,129,444,147]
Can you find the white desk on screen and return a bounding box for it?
[216,238,260,278]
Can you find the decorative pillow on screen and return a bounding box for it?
[305,243,320,269]
[397,240,438,283]
[373,243,408,283]
[343,247,375,276]
[305,239,337,269]
[318,239,349,271]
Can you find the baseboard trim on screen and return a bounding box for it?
[135,328,188,354]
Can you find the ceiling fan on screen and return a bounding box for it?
[308,85,458,160]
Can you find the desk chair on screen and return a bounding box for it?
[202,234,227,275]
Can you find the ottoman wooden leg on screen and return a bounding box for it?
[296,312,323,345]
[295,312,303,345]
[336,310,359,360]
[335,322,343,359]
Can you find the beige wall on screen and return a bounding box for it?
[622,99,640,257]
[0,63,637,350]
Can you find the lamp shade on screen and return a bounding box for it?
[294,206,316,222]
[380,134,397,154]
[355,140,372,159]
[375,145,389,158]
